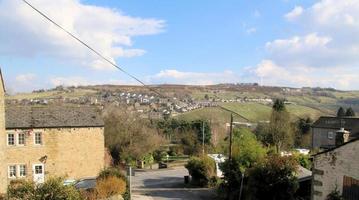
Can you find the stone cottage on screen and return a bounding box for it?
[312,116,359,149]
[0,71,105,193]
[311,138,359,200]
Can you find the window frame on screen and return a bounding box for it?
[17,132,26,146]
[8,165,16,179]
[34,132,43,145]
[19,165,26,177]
[7,133,15,146]
[328,131,334,139]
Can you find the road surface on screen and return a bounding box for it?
[131,167,215,200]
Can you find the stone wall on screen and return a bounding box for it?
[312,127,337,148]
[312,140,359,200]
[0,74,6,193]
[1,127,105,193]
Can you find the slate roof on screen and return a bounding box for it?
[5,106,104,129]
[312,116,359,136]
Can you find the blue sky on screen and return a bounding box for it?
[1,0,359,92]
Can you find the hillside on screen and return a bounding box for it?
[6,84,359,124]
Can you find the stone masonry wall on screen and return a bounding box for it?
[2,127,105,192]
[312,141,359,200]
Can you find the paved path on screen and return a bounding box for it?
[131,167,215,200]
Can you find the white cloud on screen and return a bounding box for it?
[49,76,136,87]
[252,0,359,89]
[250,60,359,90]
[246,27,257,34]
[15,73,36,83]
[285,6,303,21]
[50,76,91,87]
[0,0,165,70]
[150,70,238,85]
[253,10,261,18]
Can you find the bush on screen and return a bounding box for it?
[185,156,216,187]
[247,155,299,200]
[95,176,126,199]
[294,153,311,170]
[97,168,129,200]
[326,187,343,200]
[8,177,82,200]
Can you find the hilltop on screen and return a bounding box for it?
[5,84,359,124]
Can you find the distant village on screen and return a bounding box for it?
[6,85,278,119]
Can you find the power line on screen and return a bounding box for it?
[21,0,165,98]
[21,0,244,119]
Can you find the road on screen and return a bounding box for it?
[131,167,215,200]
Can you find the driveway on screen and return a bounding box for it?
[131,167,215,200]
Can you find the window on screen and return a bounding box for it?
[8,165,16,178]
[34,132,42,145]
[18,133,25,145]
[35,165,43,174]
[19,165,26,177]
[7,133,15,146]
[328,132,334,139]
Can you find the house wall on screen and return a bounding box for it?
[1,127,104,193]
[312,127,337,148]
[0,76,6,194]
[312,141,359,200]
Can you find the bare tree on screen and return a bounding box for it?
[103,105,166,164]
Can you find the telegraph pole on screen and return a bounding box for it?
[202,121,205,155]
[229,114,233,160]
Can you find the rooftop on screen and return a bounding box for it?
[5,106,104,129]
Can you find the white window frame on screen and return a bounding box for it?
[328,131,334,139]
[7,133,15,146]
[8,165,16,178]
[19,165,26,177]
[17,132,25,146]
[34,132,42,145]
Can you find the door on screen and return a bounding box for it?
[33,164,45,184]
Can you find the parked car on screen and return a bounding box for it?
[74,178,96,191]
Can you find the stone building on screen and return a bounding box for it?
[312,116,359,149]
[311,138,359,200]
[0,71,105,193]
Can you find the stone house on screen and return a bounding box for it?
[0,71,105,194]
[312,116,359,149]
[311,138,359,200]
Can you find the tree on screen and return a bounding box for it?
[273,99,285,112]
[185,156,216,187]
[294,117,313,148]
[247,155,299,200]
[204,94,209,100]
[218,128,267,199]
[268,99,294,152]
[337,107,345,117]
[103,106,165,164]
[345,107,355,117]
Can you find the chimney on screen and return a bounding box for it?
[335,127,350,146]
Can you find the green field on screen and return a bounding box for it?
[178,102,329,123]
[175,107,248,124]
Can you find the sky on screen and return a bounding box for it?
[1,0,359,92]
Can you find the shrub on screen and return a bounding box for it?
[8,177,82,200]
[185,156,216,187]
[97,167,126,181]
[247,155,299,200]
[97,168,129,200]
[326,187,343,200]
[95,176,126,199]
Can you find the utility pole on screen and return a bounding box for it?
[229,114,233,160]
[202,121,205,155]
